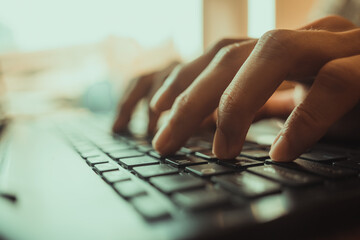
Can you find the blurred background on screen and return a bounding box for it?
[0,0,339,119]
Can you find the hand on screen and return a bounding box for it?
[151,15,360,161]
[112,61,179,135]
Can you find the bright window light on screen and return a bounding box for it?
[248,0,276,38]
[0,0,203,58]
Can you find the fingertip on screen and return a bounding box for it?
[151,124,173,156]
[269,135,297,162]
[213,128,239,159]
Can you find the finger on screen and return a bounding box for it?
[269,55,360,161]
[152,40,257,155]
[112,74,155,132]
[147,62,180,134]
[150,38,252,113]
[214,28,360,159]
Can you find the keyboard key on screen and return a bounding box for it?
[240,149,269,160]
[334,159,360,171]
[102,170,130,183]
[86,156,109,165]
[150,174,206,194]
[300,151,347,163]
[166,155,208,167]
[180,146,210,154]
[94,163,118,173]
[212,172,281,198]
[248,165,321,187]
[109,149,144,159]
[133,164,178,178]
[119,156,159,168]
[194,149,218,160]
[186,163,235,177]
[218,157,263,169]
[172,189,229,211]
[137,145,153,153]
[148,150,162,159]
[80,150,102,159]
[131,195,170,221]
[114,180,146,198]
[101,145,132,154]
[268,159,358,179]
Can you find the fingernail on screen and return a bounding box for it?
[150,87,165,111]
[213,128,229,159]
[269,135,289,161]
[152,123,172,155]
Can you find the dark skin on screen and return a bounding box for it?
[113,16,360,162]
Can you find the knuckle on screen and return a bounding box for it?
[216,43,243,66]
[173,93,191,116]
[256,29,295,59]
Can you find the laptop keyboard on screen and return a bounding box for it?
[59,121,360,224]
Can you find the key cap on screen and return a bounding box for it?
[212,172,281,198]
[186,163,235,177]
[180,146,210,154]
[300,151,347,163]
[218,157,263,169]
[80,149,102,159]
[137,145,153,153]
[119,156,159,168]
[133,164,178,178]
[334,159,360,171]
[101,145,132,154]
[94,163,118,173]
[148,150,162,159]
[109,149,144,159]
[240,149,269,160]
[102,170,130,183]
[86,156,109,165]
[131,195,170,221]
[166,155,208,167]
[248,165,321,187]
[114,180,146,198]
[172,189,229,211]
[194,149,218,160]
[268,159,358,179]
[150,174,206,194]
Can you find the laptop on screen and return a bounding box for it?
[0,99,359,240]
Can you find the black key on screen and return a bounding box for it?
[119,156,159,168]
[80,149,102,159]
[109,149,144,159]
[137,145,153,153]
[133,164,178,178]
[172,189,229,211]
[300,151,347,163]
[148,150,162,159]
[86,156,109,165]
[166,155,208,167]
[150,174,206,194]
[101,145,132,154]
[102,170,130,183]
[131,195,170,221]
[94,163,119,173]
[212,172,281,198]
[334,159,360,171]
[248,165,321,187]
[186,163,235,177]
[218,157,263,169]
[268,159,358,179]
[181,146,209,154]
[194,149,217,160]
[113,180,146,198]
[240,149,269,160]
